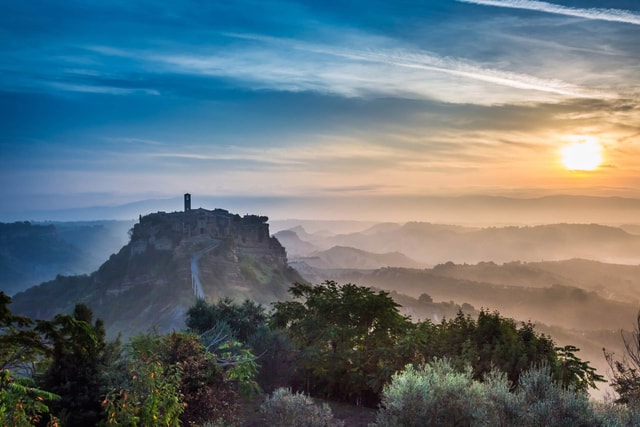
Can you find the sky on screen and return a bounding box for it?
[1,0,640,221]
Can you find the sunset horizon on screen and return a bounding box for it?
[1,0,639,221]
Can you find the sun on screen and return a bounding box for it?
[560,138,603,171]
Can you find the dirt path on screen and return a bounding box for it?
[190,241,220,299]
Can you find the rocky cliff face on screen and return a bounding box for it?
[10,208,301,338]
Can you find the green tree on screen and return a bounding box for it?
[0,292,46,376]
[105,331,245,426]
[0,369,60,427]
[271,281,411,405]
[0,292,60,426]
[471,311,558,385]
[103,359,183,427]
[37,304,110,426]
[186,297,267,343]
[555,345,604,393]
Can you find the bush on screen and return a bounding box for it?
[517,364,594,427]
[373,361,606,427]
[260,388,344,427]
[482,369,523,427]
[593,399,640,427]
[373,359,488,427]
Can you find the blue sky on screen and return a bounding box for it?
[1,0,639,220]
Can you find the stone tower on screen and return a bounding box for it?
[184,193,191,212]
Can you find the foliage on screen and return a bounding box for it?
[105,331,242,426]
[36,304,111,426]
[605,311,640,405]
[555,344,604,392]
[271,281,411,405]
[517,363,595,426]
[373,359,488,427]
[592,399,640,426]
[0,369,60,427]
[0,292,46,376]
[216,339,260,398]
[0,292,60,426]
[103,360,183,427]
[248,325,297,392]
[397,309,600,392]
[260,387,344,427]
[374,361,599,427]
[481,369,523,427]
[186,297,268,342]
[270,282,602,406]
[435,310,558,385]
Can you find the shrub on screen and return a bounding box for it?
[260,388,344,427]
[593,399,640,427]
[482,369,523,427]
[373,359,488,427]
[517,364,594,427]
[373,361,606,427]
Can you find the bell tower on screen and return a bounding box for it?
[184,193,191,212]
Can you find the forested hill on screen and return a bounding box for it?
[0,220,133,296]
[10,208,302,338]
[0,222,84,295]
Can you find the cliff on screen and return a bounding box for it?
[10,208,302,338]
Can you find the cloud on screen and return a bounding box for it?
[457,0,640,25]
[148,32,612,104]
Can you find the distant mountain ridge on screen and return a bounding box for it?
[299,246,423,270]
[10,208,302,338]
[277,222,640,266]
[6,194,640,224]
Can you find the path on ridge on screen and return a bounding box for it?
[190,240,221,300]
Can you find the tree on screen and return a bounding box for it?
[0,369,60,427]
[0,292,46,376]
[186,297,267,343]
[271,281,411,405]
[471,311,558,385]
[555,345,604,393]
[104,331,245,426]
[0,292,59,426]
[605,311,640,404]
[37,304,110,426]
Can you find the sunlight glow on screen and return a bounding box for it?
[560,138,603,171]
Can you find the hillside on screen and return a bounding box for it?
[298,246,424,270]
[10,208,302,338]
[0,222,85,295]
[326,265,637,332]
[278,222,640,266]
[0,220,133,296]
[426,258,640,304]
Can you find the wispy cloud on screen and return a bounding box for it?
[149,151,304,166]
[457,0,640,25]
[149,33,613,103]
[336,47,602,98]
[47,82,160,96]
